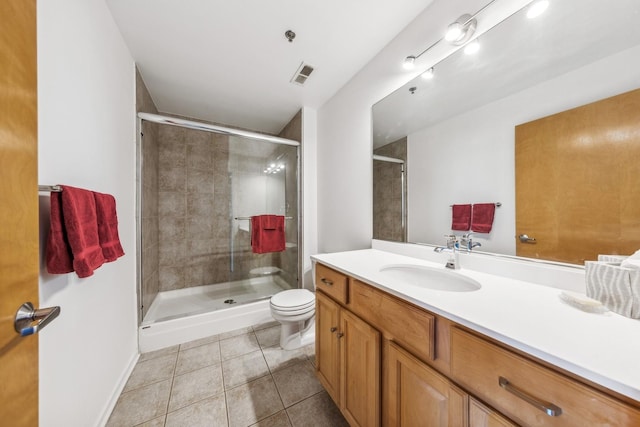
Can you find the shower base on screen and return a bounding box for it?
[139,276,289,352]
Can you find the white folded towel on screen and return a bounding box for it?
[621,249,640,270]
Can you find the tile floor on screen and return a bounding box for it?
[106,322,348,427]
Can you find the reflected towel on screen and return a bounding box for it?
[46,185,106,278]
[251,215,285,254]
[451,204,472,231]
[471,203,496,233]
[94,191,125,262]
[621,249,640,270]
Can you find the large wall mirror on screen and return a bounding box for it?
[372,0,640,264]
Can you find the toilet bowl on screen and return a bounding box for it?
[269,289,315,350]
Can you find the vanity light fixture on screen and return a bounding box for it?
[402,0,497,70]
[464,39,480,55]
[421,67,435,80]
[527,0,549,19]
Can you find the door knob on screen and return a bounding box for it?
[14,302,61,336]
[518,234,537,243]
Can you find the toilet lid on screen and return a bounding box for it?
[270,289,314,309]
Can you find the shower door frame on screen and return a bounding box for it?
[135,112,303,325]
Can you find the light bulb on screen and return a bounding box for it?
[445,22,463,41]
[421,68,434,80]
[527,0,549,19]
[464,39,480,55]
[403,56,416,70]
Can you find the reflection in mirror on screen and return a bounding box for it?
[372,0,640,264]
[373,139,407,242]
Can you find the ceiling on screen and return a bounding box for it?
[373,0,640,147]
[106,0,433,134]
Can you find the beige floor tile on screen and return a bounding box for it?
[220,332,261,360]
[124,353,177,392]
[302,344,315,367]
[169,364,225,412]
[261,345,308,373]
[255,325,281,348]
[175,341,221,375]
[222,350,270,389]
[138,345,180,363]
[286,391,348,427]
[180,333,220,351]
[219,326,253,340]
[134,416,166,427]
[226,376,284,427]
[252,320,279,332]
[106,379,172,427]
[165,394,228,427]
[250,410,291,427]
[272,360,324,408]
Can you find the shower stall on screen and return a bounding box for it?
[136,113,300,351]
[373,137,407,243]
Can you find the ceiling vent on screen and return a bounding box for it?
[290,63,315,86]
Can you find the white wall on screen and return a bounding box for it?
[407,44,640,254]
[37,0,138,426]
[316,0,531,253]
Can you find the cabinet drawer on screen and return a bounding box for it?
[349,280,434,362]
[451,327,640,427]
[315,263,349,304]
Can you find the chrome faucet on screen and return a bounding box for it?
[460,232,482,251]
[434,235,460,270]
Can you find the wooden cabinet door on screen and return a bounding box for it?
[316,291,341,403]
[469,398,517,427]
[386,341,467,427]
[340,309,381,427]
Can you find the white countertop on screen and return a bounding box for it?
[311,247,640,402]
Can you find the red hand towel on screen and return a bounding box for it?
[451,204,472,231]
[251,215,285,254]
[471,203,496,233]
[45,191,74,274]
[94,191,125,262]
[45,185,106,278]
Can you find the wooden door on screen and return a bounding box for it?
[315,291,341,404]
[386,341,467,427]
[340,309,380,427]
[0,0,39,425]
[469,398,517,427]
[515,88,640,264]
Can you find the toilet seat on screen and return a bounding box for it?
[270,289,314,308]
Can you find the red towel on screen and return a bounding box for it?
[251,215,285,254]
[451,204,472,231]
[45,185,106,278]
[94,191,125,262]
[471,203,496,233]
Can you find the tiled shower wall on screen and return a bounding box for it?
[136,69,159,320]
[373,137,407,242]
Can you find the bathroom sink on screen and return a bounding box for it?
[379,264,481,292]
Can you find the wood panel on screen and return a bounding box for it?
[349,279,435,362]
[450,327,640,427]
[315,263,349,304]
[315,291,341,404]
[469,398,517,427]
[386,341,466,427]
[340,309,381,427]
[0,0,39,425]
[516,88,640,264]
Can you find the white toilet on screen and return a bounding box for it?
[269,289,315,350]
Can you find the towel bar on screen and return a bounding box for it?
[234,216,293,220]
[450,202,501,208]
[38,185,62,192]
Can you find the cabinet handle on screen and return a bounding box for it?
[321,278,333,286]
[336,332,344,338]
[330,327,337,332]
[498,376,562,417]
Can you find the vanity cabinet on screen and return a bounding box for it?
[314,261,640,427]
[387,340,467,427]
[316,290,381,427]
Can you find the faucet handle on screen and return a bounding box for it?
[444,234,457,248]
